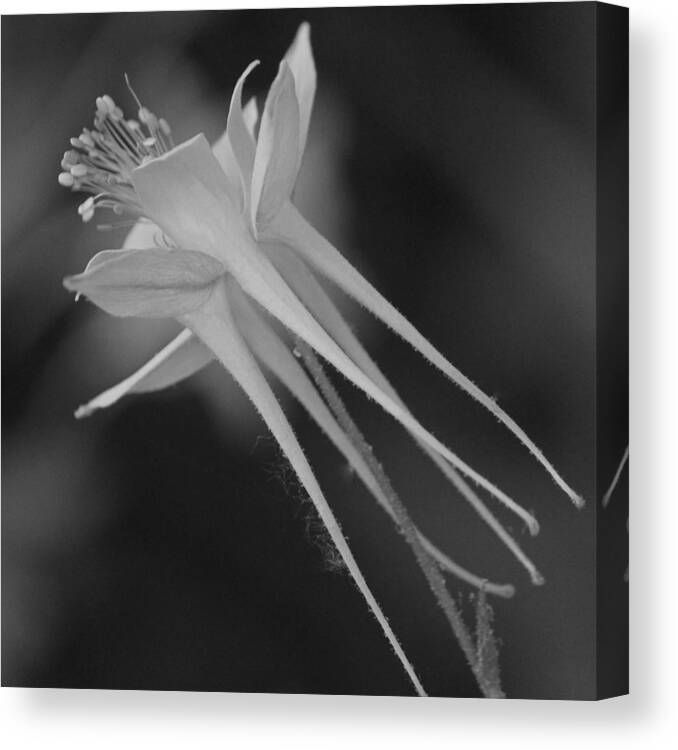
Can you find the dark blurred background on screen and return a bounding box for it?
[2,4,628,698]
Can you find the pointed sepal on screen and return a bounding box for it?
[74,329,213,418]
[250,61,300,233]
[284,22,317,175]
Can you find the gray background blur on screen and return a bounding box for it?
[2,4,628,698]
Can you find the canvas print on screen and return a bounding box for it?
[1,2,628,699]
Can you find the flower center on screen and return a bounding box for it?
[58,88,174,223]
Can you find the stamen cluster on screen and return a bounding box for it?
[58,93,174,222]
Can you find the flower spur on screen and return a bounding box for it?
[60,24,582,695]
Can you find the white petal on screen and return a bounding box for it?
[242,96,259,139]
[213,87,259,217]
[74,329,213,418]
[229,285,514,597]
[182,281,426,696]
[210,130,243,214]
[265,242,542,585]
[284,22,316,175]
[122,218,165,250]
[250,61,300,233]
[221,60,260,210]
[64,248,226,319]
[270,203,583,508]
[132,134,244,262]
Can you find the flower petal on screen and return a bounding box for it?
[227,61,259,172]
[182,280,426,696]
[132,134,244,261]
[63,248,225,318]
[250,61,300,233]
[243,96,259,137]
[74,329,213,418]
[210,133,244,214]
[122,218,165,250]
[270,203,583,508]
[220,60,260,209]
[265,242,543,585]
[284,22,316,175]
[229,285,514,598]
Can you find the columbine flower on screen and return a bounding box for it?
[60,24,582,696]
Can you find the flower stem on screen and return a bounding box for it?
[296,339,504,698]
